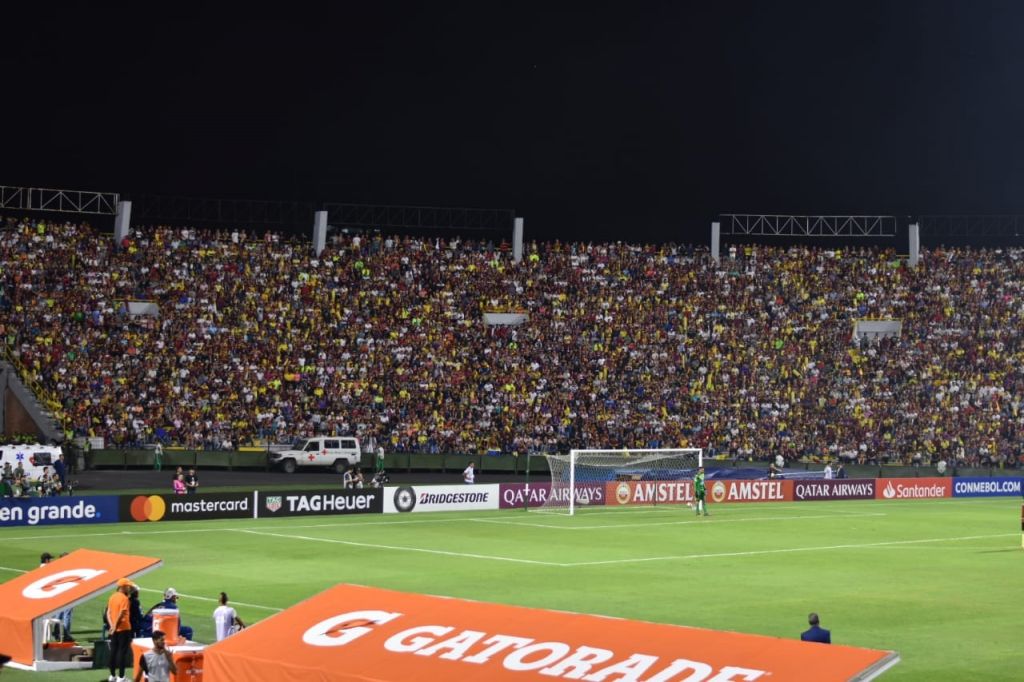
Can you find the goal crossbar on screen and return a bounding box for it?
[540,448,703,516]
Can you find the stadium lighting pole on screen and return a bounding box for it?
[513,217,524,263]
[313,210,328,257]
[114,200,132,245]
[711,221,721,264]
[908,222,920,268]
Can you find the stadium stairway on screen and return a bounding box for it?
[0,361,63,443]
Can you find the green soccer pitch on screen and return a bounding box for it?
[2,497,1022,681]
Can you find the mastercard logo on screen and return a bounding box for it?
[130,495,167,522]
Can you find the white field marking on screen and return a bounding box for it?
[236,529,565,567]
[0,513,509,542]
[563,533,1019,567]
[470,511,886,530]
[0,565,282,611]
[527,498,1008,519]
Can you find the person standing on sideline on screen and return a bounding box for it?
[153,443,163,472]
[54,454,67,492]
[800,612,831,644]
[107,577,135,682]
[212,592,246,641]
[133,629,175,682]
[184,468,198,495]
[824,462,833,479]
[463,462,475,484]
[375,445,385,475]
[693,466,708,516]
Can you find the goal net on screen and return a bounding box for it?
[539,448,703,515]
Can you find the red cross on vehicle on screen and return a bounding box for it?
[307,453,316,462]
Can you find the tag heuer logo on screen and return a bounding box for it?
[265,495,283,513]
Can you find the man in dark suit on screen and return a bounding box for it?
[801,612,831,644]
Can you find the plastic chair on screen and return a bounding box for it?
[42,618,65,642]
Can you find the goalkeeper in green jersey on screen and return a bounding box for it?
[693,466,708,516]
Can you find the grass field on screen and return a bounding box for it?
[2,496,1022,681]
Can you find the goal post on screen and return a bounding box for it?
[539,448,703,515]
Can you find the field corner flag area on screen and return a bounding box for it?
[0,549,162,671]
[203,583,900,681]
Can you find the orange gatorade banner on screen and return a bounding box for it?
[0,549,162,665]
[204,584,898,682]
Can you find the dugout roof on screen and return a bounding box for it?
[203,583,898,681]
[0,549,162,667]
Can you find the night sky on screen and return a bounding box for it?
[5,1,1024,243]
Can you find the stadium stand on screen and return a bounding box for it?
[0,217,1021,468]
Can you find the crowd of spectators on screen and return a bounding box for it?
[1,462,65,497]
[1,217,1022,468]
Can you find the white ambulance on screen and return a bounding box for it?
[0,443,63,481]
[268,437,361,474]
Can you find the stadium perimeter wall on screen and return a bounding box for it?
[84,448,1020,480]
[1,478,1020,528]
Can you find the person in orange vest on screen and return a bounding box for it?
[106,577,135,682]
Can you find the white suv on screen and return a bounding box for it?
[269,437,361,474]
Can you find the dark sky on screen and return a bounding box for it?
[5,1,1024,243]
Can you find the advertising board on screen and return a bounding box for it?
[708,479,793,504]
[258,489,383,518]
[604,479,694,506]
[498,482,605,509]
[951,477,1022,498]
[0,495,119,527]
[120,492,255,522]
[793,479,876,501]
[875,478,951,500]
[384,484,499,513]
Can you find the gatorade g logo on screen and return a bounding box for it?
[23,568,107,599]
[711,481,727,503]
[130,495,167,522]
[303,610,403,647]
[615,482,631,505]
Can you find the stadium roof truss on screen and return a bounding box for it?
[134,194,316,228]
[324,203,515,233]
[0,186,119,215]
[720,214,897,237]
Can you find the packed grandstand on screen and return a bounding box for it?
[0,217,1020,469]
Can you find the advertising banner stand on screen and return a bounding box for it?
[203,583,899,681]
[0,549,162,671]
